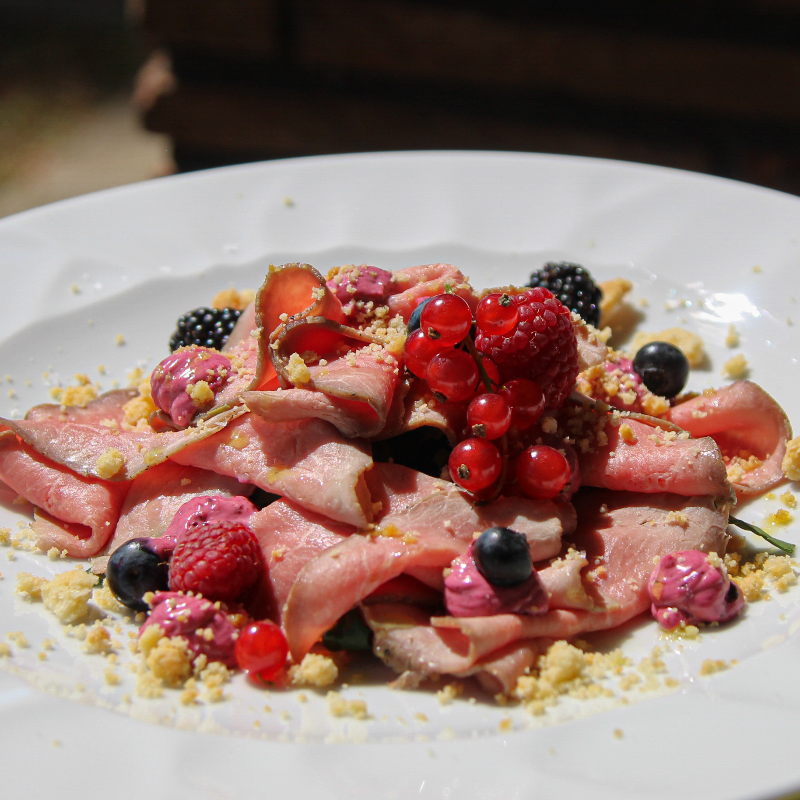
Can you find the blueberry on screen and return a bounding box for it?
[407,297,433,334]
[632,341,690,399]
[106,538,169,612]
[473,527,532,587]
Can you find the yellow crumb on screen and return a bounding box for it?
[212,287,255,311]
[96,448,125,479]
[40,569,98,624]
[721,353,749,380]
[288,653,338,687]
[782,436,800,481]
[725,324,740,348]
[326,691,369,720]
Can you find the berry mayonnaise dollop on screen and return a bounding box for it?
[140,591,239,667]
[444,542,549,618]
[326,264,393,305]
[151,347,232,427]
[648,550,745,630]
[163,495,258,547]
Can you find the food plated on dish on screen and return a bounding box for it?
[1,254,796,729]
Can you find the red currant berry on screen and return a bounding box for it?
[403,328,444,379]
[515,445,570,500]
[235,620,289,681]
[448,438,503,492]
[499,378,545,431]
[467,393,511,439]
[420,294,473,346]
[476,293,519,336]
[426,348,479,403]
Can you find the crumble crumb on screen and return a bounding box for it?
[699,659,729,677]
[96,448,125,479]
[212,287,255,311]
[326,691,369,720]
[40,569,98,624]
[289,653,339,687]
[725,324,740,348]
[782,436,800,480]
[721,353,749,379]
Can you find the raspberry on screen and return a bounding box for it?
[474,287,578,409]
[168,520,263,602]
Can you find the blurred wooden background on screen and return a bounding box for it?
[139,0,800,195]
[4,0,800,216]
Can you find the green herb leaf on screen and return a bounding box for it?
[729,515,795,554]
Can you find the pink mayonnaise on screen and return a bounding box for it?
[139,591,238,667]
[444,542,549,618]
[648,550,745,630]
[326,265,393,305]
[150,347,232,427]
[163,495,257,547]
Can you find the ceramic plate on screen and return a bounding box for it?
[1,152,800,800]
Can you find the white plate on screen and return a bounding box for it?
[1,152,800,800]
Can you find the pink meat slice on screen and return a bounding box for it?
[281,463,573,660]
[0,432,129,557]
[578,418,730,497]
[283,534,464,660]
[386,264,479,320]
[363,489,729,684]
[368,462,574,562]
[170,413,374,528]
[244,343,401,439]
[667,380,791,496]
[106,461,254,554]
[0,392,246,481]
[248,499,354,622]
[430,489,730,644]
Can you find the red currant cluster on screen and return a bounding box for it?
[402,290,577,502]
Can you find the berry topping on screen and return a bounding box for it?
[475,293,519,336]
[141,591,239,667]
[498,378,545,431]
[420,293,473,345]
[515,445,571,500]
[632,341,690,399]
[467,393,511,439]
[526,262,602,327]
[169,307,242,352]
[473,527,533,587]
[426,348,480,403]
[444,540,548,617]
[106,538,170,612]
[151,347,232,427]
[406,296,433,335]
[403,328,442,379]
[648,550,745,630]
[474,287,579,409]
[448,438,503,493]
[168,519,263,603]
[235,620,289,682]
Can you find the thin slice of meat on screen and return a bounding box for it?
[282,463,574,660]
[369,462,574,562]
[105,461,253,555]
[283,535,464,660]
[0,432,129,557]
[667,380,791,496]
[472,639,550,696]
[362,489,729,685]
[386,264,478,320]
[244,339,401,439]
[376,379,464,444]
[170,413,374,528]
[248,499,354,622]
[0,392,247,481]
[257,263,345,342]
[578,417,730,497]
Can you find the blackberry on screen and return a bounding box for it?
[169,307,242,351]
[527,262,602,327]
